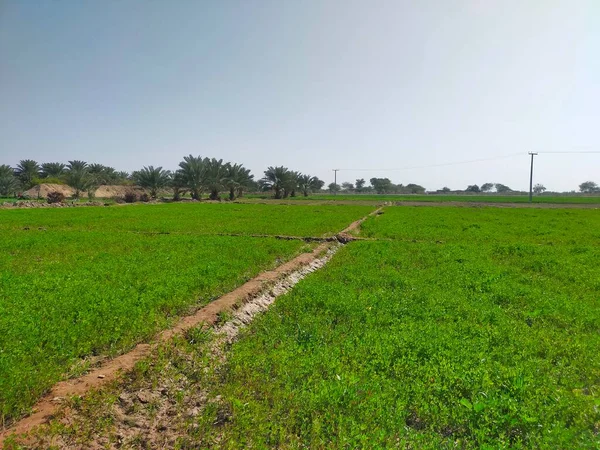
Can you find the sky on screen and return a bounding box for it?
[1,0,598,192]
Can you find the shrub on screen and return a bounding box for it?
[47,191,66,204]
[124,191,138,203]
[139,193,150,203]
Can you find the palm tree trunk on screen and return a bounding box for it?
[229,187,235,200]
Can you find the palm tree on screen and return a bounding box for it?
[224,163,254,200]
[0,164,20,196]
[64,160,89,198]
[298,174,324,197]
[283,171,300,198]
[14,160,40,190]
[133,166,172,198]
[40,162,66,179]
[171,171,188,201]
[259,166,290,199]
[88,164,119,185]
[203,158,227,200]
[178,155,205,200]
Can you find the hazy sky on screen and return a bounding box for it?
[1,0,598,191]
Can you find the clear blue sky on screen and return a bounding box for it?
[1,0,598,191]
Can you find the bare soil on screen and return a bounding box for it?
[23,184,146,200]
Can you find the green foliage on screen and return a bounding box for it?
[14,159,40,190]
[0,164,20,196]
[40,162,66,179]
[495,183,512,193]
[224,163,254,200]
[64,160,90,198]
[177,155,205,200]
[579,181,599,193]
[297,174,324,197]
[259,166,290,199]
[132,166,172,198]
[193,207,600,448]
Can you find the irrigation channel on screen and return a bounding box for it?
[0,208,381,445]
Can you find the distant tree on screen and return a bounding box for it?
[441,186,451,193]
[579,181,599,193]
[465,184,480,193]
[328,182,341,193]
[14,159,40,190]
[282,170,299,198]
[178,155,205,200]
[298,174,324,197]
[369,178,393,194]
[41,162,66,179]
[341,182,354,191]
[355,178,366,193]
[171,171,188,201]
[224,163,254,200]
[495,183,512,193]
[115,171,131,184]
[405,183,425,194]
[133,166,172,198]
[480,183,494,192]
[202,158,227,200]
[259,166,290,199]
[0,164,20,196]
[88,164,119,185]
[64,160,90,198]
[533,183,546,194]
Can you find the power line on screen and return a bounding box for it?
[538,151,600,154]
[337,152,523,172]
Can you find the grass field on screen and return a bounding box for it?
[246,193,600,204]
[187,206,600,448]
[0,203,374,422]
[0,203,373,236]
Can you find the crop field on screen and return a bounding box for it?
[247,193,600,204]
[0,203,374,422]
[189,206,600,448]
[0,203,374,236]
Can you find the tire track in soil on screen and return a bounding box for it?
[0,208,381,445]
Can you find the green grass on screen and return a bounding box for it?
[0,203,374,423]
[0,232,307,421]
[0,203,374,236]
[247,193,600,204]
[359,205,600,244]
[191,207,600,448]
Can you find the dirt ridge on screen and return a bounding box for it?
[0,208,381,445]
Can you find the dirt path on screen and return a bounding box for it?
[0,209,380,446]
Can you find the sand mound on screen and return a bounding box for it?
[94,185,145,198]
[25,184,148,199]
[25,184,75,198]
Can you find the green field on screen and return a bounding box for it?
[189,206,600,448]
[0,203,374,422]
[0,203,373,236]
[247,193,600,204]
[2,202,599,448]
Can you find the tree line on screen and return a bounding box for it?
[0,157,326,200]
[1,158,598,199]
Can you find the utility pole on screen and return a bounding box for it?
[333,169,339,195]
[528,152,538,203]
